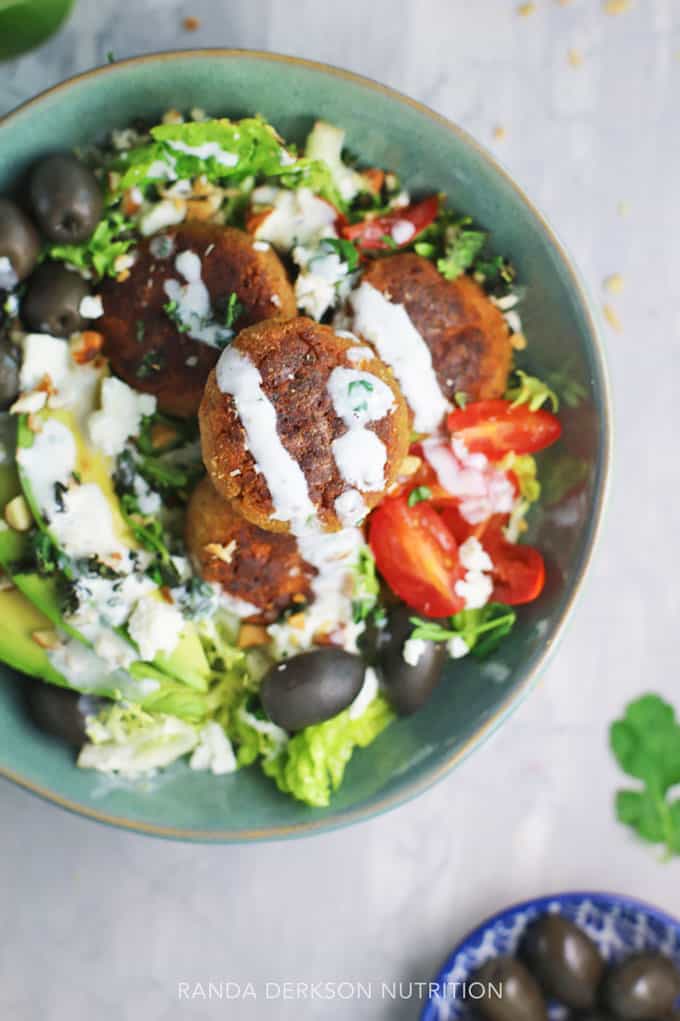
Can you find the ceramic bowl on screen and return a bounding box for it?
[0,51,611,840]
[422,891,680,1021]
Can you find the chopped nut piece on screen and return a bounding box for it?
[617,200,630,217]
[204,540,237,564]
[603,0,630,13]
[603,272,624,294]
[517,2,536,14]
[568,48,584,67]
[398,455,422,477]
[603,303,623,332]
[238,624,269,648]
[32,629,61,650]
[162,108,184,125]
[70,330,104,364]
[510,331,528,350]
[4,495,32,532]
[182,15,201,30]
[286,612,307,631]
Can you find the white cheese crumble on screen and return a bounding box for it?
[391,219,416,245]
[447,635,470,659]
[140,198,185,236]
[79,295,104,319]
[189,721,238,774]
[18,332,103,419]
[252,186,337,250]
[127,595,184,662]
[350,281,450,434]
[402,637,427,667]
[459,536,493,573]
[88,377,156,457]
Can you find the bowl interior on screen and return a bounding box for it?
[0,52,610,840]
[422,892,680,1021]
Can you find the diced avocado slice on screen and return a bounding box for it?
[0,583,66,686]
[14,409,211,689]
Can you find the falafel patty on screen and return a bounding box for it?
[99,222,296,417]
[199,316,410,533]
[185,476,315,624]
[359,253,512,410]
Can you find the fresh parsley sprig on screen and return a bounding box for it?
[409,603,516,659]
[610,694,680,858]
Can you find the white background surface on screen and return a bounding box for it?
[2,2,680,1018]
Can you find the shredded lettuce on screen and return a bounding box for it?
[497,452,541,503]
[78,703,199,777]
[49,210,134,279]
[110,116,343,209]
[260,694,394,808]
[505,370,559,413]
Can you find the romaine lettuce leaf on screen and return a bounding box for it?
[260,694,394,808]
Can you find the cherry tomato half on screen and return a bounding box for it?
[482,521,546,605]
[368,495,465,618]
[447,399,562,459]
[341,195,439,251]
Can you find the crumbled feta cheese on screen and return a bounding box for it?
[79,295,104,320]
[459,536,493,573]
[140,198,186,236]
[88,377,157,457]
[127,596,184,662]
[455,570,494,610]
[447,635,470,659]
[391,219,416,245]
[189,722,238,774]
[402,637,427,667]
[252,187,337,250]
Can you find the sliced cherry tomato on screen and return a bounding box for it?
[368,495,465,618]
[340,195,439,251]
[482,522,546,605]
[447,399,562,459]
[437,504,476,544]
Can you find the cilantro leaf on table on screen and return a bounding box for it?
[610,694,680,857]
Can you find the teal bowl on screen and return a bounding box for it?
[0,51,611,841]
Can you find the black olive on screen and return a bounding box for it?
[602,953,680,1021]
[0,335,20,409]
[377,602,447,715]
[0,197,41,284]
[261,649,365,731]
[30,153,103,244]
[470,957,548,1021]
[22,261,89,336]
[520,915,604,1008]
[26,681,100,748]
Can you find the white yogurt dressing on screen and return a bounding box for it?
[350,281,450,434]
[19,333,103,422]
[163,249,232,348]
[48,637,159,699]
[165,139,238,168]
[88,377,156,458]
[327,366,394,495]
[216,345,367,654]
[252,187,337,251]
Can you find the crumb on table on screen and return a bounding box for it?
[182,16,201,31]
[603,303,623,332]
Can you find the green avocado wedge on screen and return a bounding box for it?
[5,410,211,695]
[0,584,67,686]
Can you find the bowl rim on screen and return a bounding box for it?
[420,890,680,1021]
[0,48,613,842]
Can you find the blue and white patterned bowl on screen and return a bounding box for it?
[422,892,680,1021]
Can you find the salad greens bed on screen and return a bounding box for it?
[0,109,565,808]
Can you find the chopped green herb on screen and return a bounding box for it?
[163,300,190,333]
[53,480,68,513]
[380,233,399,250]
[409,603,516,659]
[352,400,369,414]
[49,210,134,279]
[437,222,486,281]
[135,349,166,379]
[407,486,432,507]
[224,291,243,329]
[351,547,380,624]
[135,320,146,342]
[414,241,436,258]
[454,391,469,409]
[610,694,680,858]
[321,237,360,272]
[348,379,374,395]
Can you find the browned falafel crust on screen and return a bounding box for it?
[199,316,410,533]
[185,476,315,625]
[362,253,512,403]
[99,222,296,417]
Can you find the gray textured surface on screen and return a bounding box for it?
[2,2,680,1018]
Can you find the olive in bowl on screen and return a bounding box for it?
[22,261,89,336]
[261,648,365,731]
[374,603,447,716]
[25,681,98,748]
[29,153,103,245]
[0,336,20,409]
[471,956,547,1021]
[0,197,41,286]
[520,914,605,1008]
[602,952,680,1021]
